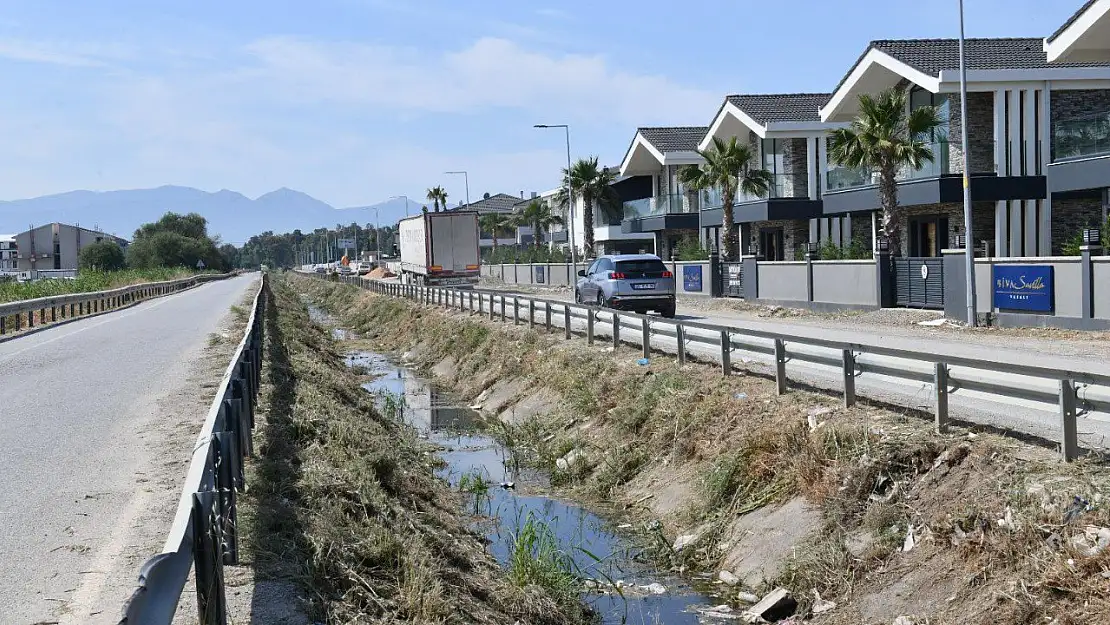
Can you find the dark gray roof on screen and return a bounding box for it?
[636,126,708,153]
[1048,0,1099,43]
[453,193,523,214]
[723,93,829,123]
[830,37,1110,101]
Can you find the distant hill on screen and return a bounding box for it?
[0,186,418,244]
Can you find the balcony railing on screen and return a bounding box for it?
[1054,110,1110,161]
[698,173,804,209]
[824,139,998,191]
[622,193,696,220]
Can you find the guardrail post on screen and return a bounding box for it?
[641,318,651,358]
[469,291,475,313]
[528,300,535,329]
[213,431,239,565]
[720,330,731,376]
[512,297,520,324]
[1060,379,1079,461]
[191,490,227,625]
[587,309,595,345]
[774,339,787,395]
[611,312,621,348]
[842,350,857,408]
[563,307,571,340]
[28,310,34,328]
[544,302,552,332]
[50,306,56,322]
[675,323,686,365]
[500,296,506,321]
[934,363,949,433]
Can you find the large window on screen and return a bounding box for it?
[909,88,950,141]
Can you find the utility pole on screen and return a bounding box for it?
[958,0,977,326]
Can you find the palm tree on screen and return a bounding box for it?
[514,200,564,248]
[425,187,439,212]
[828,86,943,255]
[439,187,449,211]
[560,156,620,257]
[479,212,514,252]
[678,137,773,261]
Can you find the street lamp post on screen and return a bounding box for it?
[389,195,412,216]
[445,171,470,209]
[534,124,577,271]
[957,0,977,327]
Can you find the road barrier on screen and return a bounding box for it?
[338,275,1110,462]
[118,273,267,624]
[0,273,236,337]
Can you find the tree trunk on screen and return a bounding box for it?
[583,192,596,258]
[534,221,541,248]
[721,184,738,261]
[878,161,901,255]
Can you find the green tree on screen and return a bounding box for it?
[426,186,448,212]
[513,200,564,248]
[559,156,620,258]
[479,212,515,252]
[128,212,224,270]
[827,87,944,255]
[78,241,127,271]
[133,212,209,241]
[678,137,773,260]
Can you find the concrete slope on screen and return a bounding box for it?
[0,274,258,624]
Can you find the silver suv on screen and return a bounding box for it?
[575,254,676,317]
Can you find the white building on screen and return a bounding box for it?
[0,234,16,271]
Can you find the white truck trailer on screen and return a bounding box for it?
[397,211,481,287]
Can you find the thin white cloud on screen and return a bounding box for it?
[237,36,717,126]
[0,38,134,67]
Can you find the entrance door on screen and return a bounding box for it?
[760,228,784,261]
[908,216,949,257]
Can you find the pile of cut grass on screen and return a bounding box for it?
[240,276,591,624]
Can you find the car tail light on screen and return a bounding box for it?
[430,265,443,272]
[610,272,626,279]
[465,264,479,270]
[662,271,673,278]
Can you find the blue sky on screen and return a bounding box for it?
[0,0,1084,209]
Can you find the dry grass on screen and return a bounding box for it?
[293,275,1110,625]
[239,276,591,625]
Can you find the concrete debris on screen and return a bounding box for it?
[642,582,667,595]
[1069,526,1110,557]
[736,591,761,604]
[902,525,917,552]
[811,589,837,614]
[718,570,740,586]
[741,587,796,623]
[672,533,700,552]
[893,617,916,625]
[698,604,742,621]
[917,317,949,327]
[555,448,585,471]
[468,404,482,410]
[807,406,834,418]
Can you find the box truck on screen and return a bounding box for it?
[398,211,481,287]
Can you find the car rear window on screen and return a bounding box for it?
[616,260,667,274]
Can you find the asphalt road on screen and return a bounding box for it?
[0,274,257,624]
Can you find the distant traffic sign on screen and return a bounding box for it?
[336,238,355,248]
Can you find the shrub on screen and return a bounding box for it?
[78,241,127,271]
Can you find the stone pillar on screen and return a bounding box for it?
[742,255,758,301]
[875,248,894,308]
[1082,244,1100,319]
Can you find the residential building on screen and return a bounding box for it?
[1044,0,1110,244]
[453,193,524,248]
[0,234,16,271]
[14,223,128,271]
[819,35,1110,258]
[564,167,654,256]
[618,126,707,259]
[698,94,846,260]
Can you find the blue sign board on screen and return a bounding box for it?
[535,266,545,284]
[993,265,1054,312]
[683,265,703,292]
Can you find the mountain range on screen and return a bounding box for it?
[0,186,422,244]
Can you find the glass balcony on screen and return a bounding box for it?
[622,193,696,220]
[1053,110,1110,161]
[698,173,805,209]
[823,140,997,191]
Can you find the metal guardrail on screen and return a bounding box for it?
[118,273,267,624]
[0,273,236,336]
[339,275,1110,462]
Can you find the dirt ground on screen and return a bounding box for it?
[297,275,1110,625]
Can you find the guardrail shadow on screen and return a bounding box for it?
[246,287,311,623]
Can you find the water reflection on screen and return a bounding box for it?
[345,349,733,624]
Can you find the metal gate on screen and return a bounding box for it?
[720,262,744,298]
[894,257,944,309]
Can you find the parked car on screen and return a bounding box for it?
[575,254,676,317]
